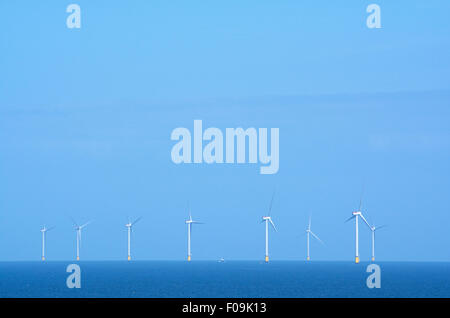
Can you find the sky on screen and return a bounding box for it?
[0,1,449,261]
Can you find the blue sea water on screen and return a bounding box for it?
[0,261,449,298]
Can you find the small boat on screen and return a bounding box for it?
[218,257,225,263]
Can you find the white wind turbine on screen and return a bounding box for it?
[71,218,92,261]
[306,215,323,261]
[125,217,142,261]
[261,192,277,263]
[345,194,371,263]
[40,225,55,261]
[185,205,203,262]
[370,224,386,262]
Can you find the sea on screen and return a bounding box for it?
[1,261,449,298]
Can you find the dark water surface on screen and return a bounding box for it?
[1,261,449,298]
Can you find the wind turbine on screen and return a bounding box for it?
[125,217,142,261]
[185,205,203,262]
[40,225,55,261]
[345,192,371,263]
[71,218,92,261]
[262,191,277,263]
[370,224,386,262]
[306,215,323,261]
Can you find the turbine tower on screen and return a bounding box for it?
[40,225,55,261]
[125,217,142,261]
[262,192,277,263]
[71,218,92,261]
[306,216,323,261]
[345,195,371,263]
[370,224,386,262]
[185,206,203,262]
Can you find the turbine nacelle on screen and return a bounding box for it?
[262,216,277,232]
[372,224,386,232]
[125,217,141,228]
[352,211,361,216]
[73,221,91,231]
[186,218,202,224]
[41,226,54,233]
[186,207,202,225]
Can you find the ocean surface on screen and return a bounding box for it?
[1,261,449,298]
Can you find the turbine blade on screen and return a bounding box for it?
[308,214,311,231]
[359,184,365,211]
[132,217,142,225]
[187,201,192,221]
[359,214,372,229]
[192,221,204,224]
[268,190,276,216]
[375,225,387,231]
[79,220,92,229]
[310,231,324,244]
[47,226,56,232]
[364,208,373,227]
[70,217,78,228]
[269,219,277,232]
[345,215,355,223]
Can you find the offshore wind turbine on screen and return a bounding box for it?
[345,194,371,263]
[40,225,55,261]
[125,217,142,261]
[370,224,386,261]
[185,206,203,262]
[71,219,92,261]
[262,192,277,263]
[306,216,323,261]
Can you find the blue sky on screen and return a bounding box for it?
[0,1,449,261]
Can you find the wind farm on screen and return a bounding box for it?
[6,193,445,299]
[30,192,386,263]
[14,190,439,299]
